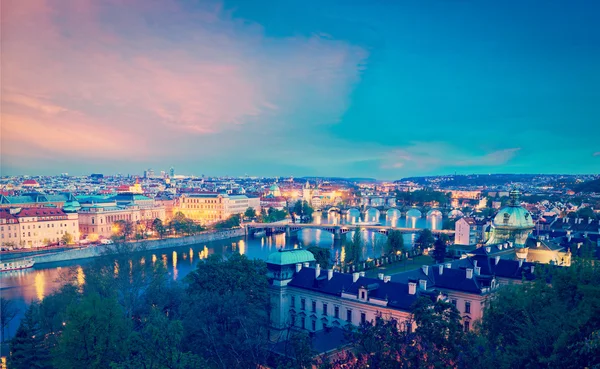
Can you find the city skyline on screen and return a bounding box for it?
[2,0,599,178]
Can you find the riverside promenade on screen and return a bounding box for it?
[30,228,245,265]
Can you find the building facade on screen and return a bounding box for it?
[1,207,79,248]
[175,193,260,224]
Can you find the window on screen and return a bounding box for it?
[311,320,316,331]
[361,312,366,325]
[291,315,296,327]
[346,309,352,323]
[301,317,305,329]
[312,301,316,313]
[361,291,366,299]
[301,298,305,311]
[464,321,470,332]
[465,301,471,314]
[334,306,339,319]
[451,299,457,307]
[323,303,328,316]
[290,295,295,308]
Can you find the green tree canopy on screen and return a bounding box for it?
[385,230,404,256]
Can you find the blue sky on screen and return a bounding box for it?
[2,0,599,178]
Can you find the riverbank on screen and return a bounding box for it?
[32,228,245,265]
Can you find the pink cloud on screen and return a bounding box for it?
[1,0,367,165]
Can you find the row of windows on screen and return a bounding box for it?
[1,223,76,231]
[291,296,365,324]
[450,299,471,314]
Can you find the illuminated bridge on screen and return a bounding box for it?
[245,221,454,240]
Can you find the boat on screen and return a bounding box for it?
[1,258,35,272]
[253,230,267,237]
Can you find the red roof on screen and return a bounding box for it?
[16,208,67,218]
[0,209,18,221]
[22,179,39,185]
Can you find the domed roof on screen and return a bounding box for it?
[269,184,280,191]
[493,190,534,229]
[267,248,315,266]
[63,199,81,213]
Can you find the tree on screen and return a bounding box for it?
[182,254,271,368]
[302,201,314,222]
[415,228,434,252]
[114,220,134,240]
[577,206,596,220]
[61,232,74,245]
[432,238,447,263]
[152,218,167,239]
[307,246,331,269]
[344,230,362,265]
[53,293,130,369]
[1,297,18,343]
[9,303,52,369]
[213,214,241,229]
[244,207,256,219]
[385,230,404,256]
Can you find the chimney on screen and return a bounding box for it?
[562,217,566,223]
[378,273,384,280]
[352,272,360,283]
[473,260,478,268]
[445,262,452,269]
[439,264,444,275]
[419,279,427,290]
[495,256,500,265]
[589,218,593,224]
[422,265,429,275]
[383,275,391,283]
[327,269,333,280]
[475,266,481,275]
[296,263,302,272]
[303,262,310,268]
[530,265,535,274]
[315,264,321,278]
[498,244,502,250]
[359,271,365,277]
[536,241,541,248]
[519,259,523,268]
[408,282,416,295]
[485,246,491,253]
[466,268,473,279]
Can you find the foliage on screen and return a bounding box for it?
[344,231,362,265]
[244,207,256,219]
[442,218,456,230]
[432,238,447,263]
[213,214,241,229]
[385,230,405,256]
[293,201,314,223]
[113,219,134,240]
[307,246,332,269]
[170,212,204,235]
[573,178,600,193]
[8,303,52,369]
[415,228,435,252]
[61,232,74,245]
[261,207,288,223]
[576,206,597,220]
[152,218,167,238]
[181,254,271,369]
[1,297,19,343]
[395,189,450,206]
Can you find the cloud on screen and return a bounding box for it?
[382,143,520,171]
[1,0,367,165]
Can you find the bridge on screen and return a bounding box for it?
[245,221,454,240]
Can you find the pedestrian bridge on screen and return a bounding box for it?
[245,221,454,240]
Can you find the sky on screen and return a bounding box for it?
[2,0,599,179]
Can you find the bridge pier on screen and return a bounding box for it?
[333,228,342,241]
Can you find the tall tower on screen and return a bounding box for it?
[169,167,175,178]
[302,181,312,203]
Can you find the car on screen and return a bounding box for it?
[100,239,114,245]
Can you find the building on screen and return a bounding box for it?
[266,247,542,340]
[1,206,79,249]
[175,193,260,224]
[0,192,77,209]
[78,194,165,240]
[454,217,488,245]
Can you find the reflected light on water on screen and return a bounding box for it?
[152,254,157,265]
[114,261,119,276]
[140,257,146,265]
[162,254,168,268]
[172,251,178,280]
[238,239,246,255]
[189,248,194,263]
[34,272,46,301]
[76,266,85,292]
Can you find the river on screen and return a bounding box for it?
[0,213,441,340]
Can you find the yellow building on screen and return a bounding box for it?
[1,207,79,249]
[175,194,260,224]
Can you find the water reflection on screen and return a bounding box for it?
[34,272,45,300]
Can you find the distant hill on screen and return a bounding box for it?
[573,178,600,193]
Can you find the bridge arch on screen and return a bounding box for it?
[328,207,341,213]
[448,209,464,219]
[427,209,443,217]
[364,208,380,222]
[346,208,361,223]
[386,208,402,218]
[406,208,422,218]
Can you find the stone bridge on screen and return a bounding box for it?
[245,221,454,240]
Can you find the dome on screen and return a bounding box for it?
[63,199,81,213]
[492,189,534,229]
[493,206,534,229]
[267,248,315,266]
[269,185,280,191]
